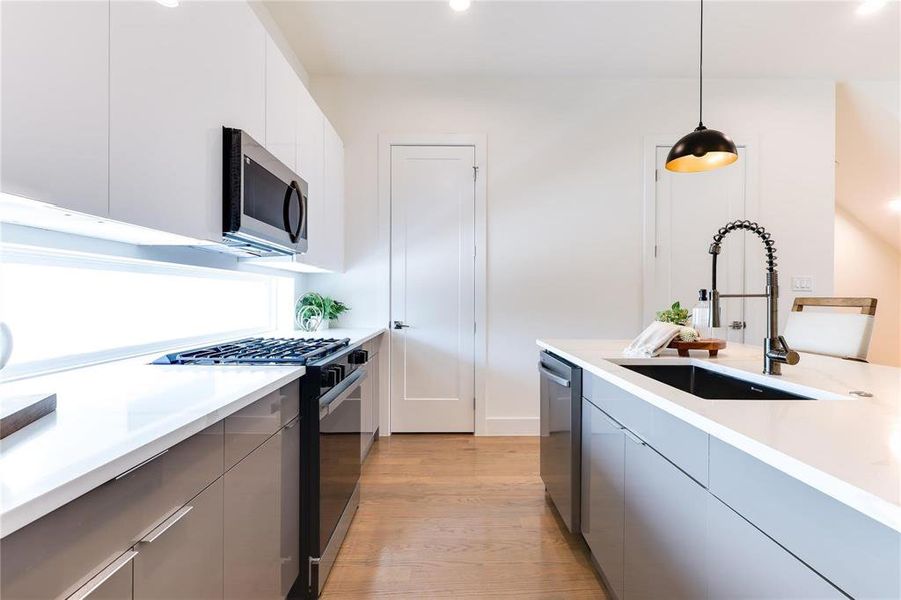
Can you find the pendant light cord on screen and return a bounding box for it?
[698,0,704,128]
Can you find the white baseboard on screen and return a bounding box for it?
[481,416,539,436]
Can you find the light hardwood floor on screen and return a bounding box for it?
[321,434,609,599]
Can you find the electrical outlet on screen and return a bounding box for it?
[791,276,813,292]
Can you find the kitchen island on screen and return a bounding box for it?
[538,339,901,600]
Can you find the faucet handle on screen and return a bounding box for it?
[777,336,801,365]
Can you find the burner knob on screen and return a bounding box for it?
[322,367,339,387]
[348,349,369,365]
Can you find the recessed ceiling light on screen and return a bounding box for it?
[889,197,901,213]
[856,0,887,16]
[449,0,471,12]
[155,0,179,7]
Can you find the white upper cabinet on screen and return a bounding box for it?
[109,0,266,242]
[294,83,326,269]
[264,38,298,171]
[1,0,110,217]
[320,119,346,272]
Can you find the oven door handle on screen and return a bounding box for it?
[319,367,368,419]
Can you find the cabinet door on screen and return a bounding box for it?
[624,432,707,600]
[581,400,625,598]
[707,494,842,599]
[320,119,345,272]
[361,360,375,460]
[1,0,109,216]
[133,478,224,600]
[295,83,325,269]
[265,38,297,171]
[224,420,301,600]
[109,0,266,242]
[370,352,380,441]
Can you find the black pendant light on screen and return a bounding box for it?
[665,0,738,173]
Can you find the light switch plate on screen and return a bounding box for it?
[791,276,813,292]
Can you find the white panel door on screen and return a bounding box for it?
[1,0,109,216]
[109,0,266,242]
[390,145,475,433]
[652,146,754,344]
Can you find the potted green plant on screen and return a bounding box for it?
[656,301,690,326]
[295,292,349,331]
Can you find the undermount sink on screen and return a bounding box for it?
[621,364,813,401]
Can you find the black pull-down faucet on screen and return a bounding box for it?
[706,220,800,375]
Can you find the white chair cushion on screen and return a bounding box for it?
[783,311,874,360]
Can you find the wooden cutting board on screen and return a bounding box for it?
[1,393,57,439]
[666,338,727,357]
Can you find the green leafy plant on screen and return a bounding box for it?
[296,292,349,322]
[656,301,690,326]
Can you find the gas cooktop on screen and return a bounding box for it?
[153,337,351,366]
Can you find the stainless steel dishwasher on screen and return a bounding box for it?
[538,351,582,533]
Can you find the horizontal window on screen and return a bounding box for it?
[0,243,292,380]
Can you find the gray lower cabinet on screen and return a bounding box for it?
[623,431,707,600]
[581,399,625,599]
[224,417,301,600]
[133,478,224,600]
[706,494,842,599]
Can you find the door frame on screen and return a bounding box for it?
[641,134,760,328]
[378,134,488,436]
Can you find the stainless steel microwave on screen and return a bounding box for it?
[222,127,308,256]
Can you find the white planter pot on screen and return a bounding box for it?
[318,319,330,331]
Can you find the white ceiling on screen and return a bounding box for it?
[265,0,900,80]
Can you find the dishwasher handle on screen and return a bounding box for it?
[538,364,571,388]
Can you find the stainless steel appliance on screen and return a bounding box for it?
[303,346,368,597]
[153,337,364,599]
[538,351,582,533]
[222,127,308,257]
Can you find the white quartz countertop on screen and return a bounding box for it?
[0,327,385,538]
[537,339,901,534]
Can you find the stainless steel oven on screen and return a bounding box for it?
[539,351,582,533]
[301,348,369,598]
[222,127,308,256]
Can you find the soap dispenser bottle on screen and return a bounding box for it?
[691,290,710,339]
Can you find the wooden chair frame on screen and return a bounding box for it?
[791,297,877,316]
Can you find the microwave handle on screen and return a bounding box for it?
[283,181,305,244]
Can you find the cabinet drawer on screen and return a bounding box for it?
[709,437,900,599]
[584,373,708,485]
[1,422,223,600]
[224,381,300,470]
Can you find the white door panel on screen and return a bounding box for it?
[391,145,475,433]
[652,146,757,344]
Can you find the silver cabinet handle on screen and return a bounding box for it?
[67,549,138,600]
[597,408,623,430]
[538,364,570,388]
[622,427,647,446]
[114,449,168,480]
[139,505,193,544]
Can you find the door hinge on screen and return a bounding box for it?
[473,166,479,181]
[654,245,658,258]
[655,169,659,181]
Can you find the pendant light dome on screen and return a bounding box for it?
[665,0,738,173]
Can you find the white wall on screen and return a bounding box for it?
[834,209,900,366]
[308,76,836,434]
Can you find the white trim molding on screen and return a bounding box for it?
[484,416,539,437]
[378,133,488,436]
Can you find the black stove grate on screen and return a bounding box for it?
[153,337,351,365]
